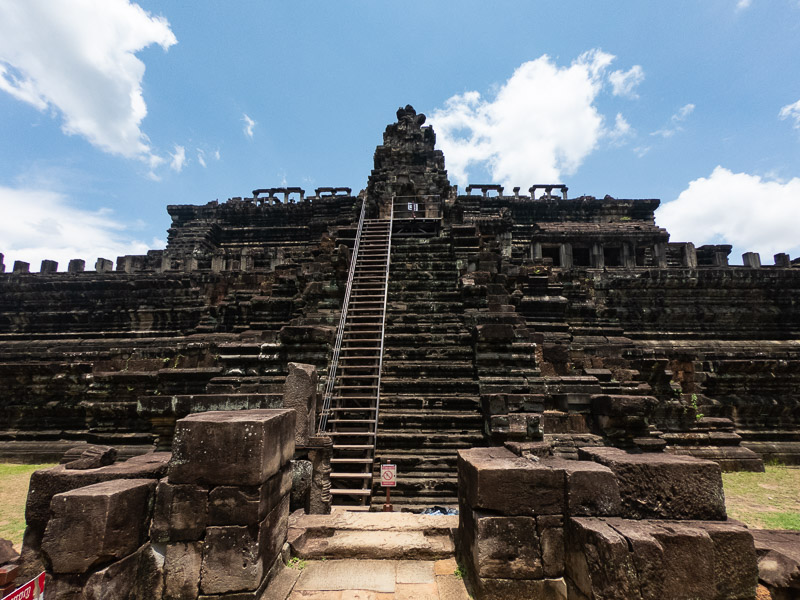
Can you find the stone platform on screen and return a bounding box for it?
[265,558,470,600]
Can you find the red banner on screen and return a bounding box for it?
[2,572,45,600]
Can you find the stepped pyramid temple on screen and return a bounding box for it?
[4,106,800,599]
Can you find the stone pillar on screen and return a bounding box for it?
[67,259,85,273]
[621,243,635,269]
[95,258,113,273]
[211,254,225,272]
[13,261,29,274]
[240,248,253,272]
[40,260,58,274]
[532,242,542,260]
[743,252,761,268]
[0,252,5,273]
[167,410,295,597]
[284,363,319,447]
[161,254,172,272]
[591,243,604,268]
[307,435,333,515]
[713,250,729,267]
[654,243,667,268]
[774,253,790,267]
[559,243,573,269]
[683,243,698,268]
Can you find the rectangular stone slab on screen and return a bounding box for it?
[568,518,758,600]
[578,447,726,520]
[168,409,295,486]
[458,447,565,516]
[25,452,169,533]
[41,478,156,574]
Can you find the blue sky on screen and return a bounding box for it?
[1,0,800,269]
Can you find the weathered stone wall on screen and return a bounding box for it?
[23,409,295,599]
[457,445,758,599]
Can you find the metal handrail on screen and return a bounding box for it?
[318,197,366,432]
[372,201,393,435]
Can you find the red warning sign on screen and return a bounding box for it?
[3,572,45,600]
[380,463,396,487]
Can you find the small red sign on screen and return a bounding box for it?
[380,463,396,487]
[3,572,45,600]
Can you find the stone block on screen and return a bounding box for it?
[543,458,621,517]
[83,543,164,600]
[63,445,117,470]
[200,524,263,594]
[208,463,291,525]
[0,537,19,565]
[290,459,312,512]
[590,394,658,416]
[42,478,155,574]
[569,518,756,600]
[200,494,289,595]
[67,259,85,273]
[284,362,318,446]
[537,515,564,578]
[164,541,202,600]
[150,480,208,543]
[40,260,58,273]
[25,453,170,534]
[476,323,516,341]
[43,573,83,600]
[472,576,567,600]
[168,409,295,487]
[95,257,113,272]
[578,447,726,520]
[462,508,542,579]
[458,447,565,516]
[743,252,762,268]
[12,261,29,273]
[565,517,641,599]
[750,529,799,599]
[697,521,758,599]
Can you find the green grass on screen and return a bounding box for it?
[723,465,800,530]
[0,463,56,547]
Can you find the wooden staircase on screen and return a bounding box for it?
[321,214,392,507]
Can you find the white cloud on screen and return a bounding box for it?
[0,185,158,270]
[651,103,695,138]
[609,113,633,144]
[0,0,176,165]
[609,65,644,98]
[656,166,800,262]
[243,114,256,138]
[196,148,221,168]
[736,0,752,10]
[779,99,800,129]
[169,145,186,172]
[429,50,636,188]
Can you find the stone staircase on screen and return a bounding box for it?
[373,234,483,511]
[324,218,392,507]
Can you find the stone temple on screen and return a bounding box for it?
[2,104,800,508]
[3,105,800,598]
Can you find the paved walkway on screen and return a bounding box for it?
[265,558,471,600]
